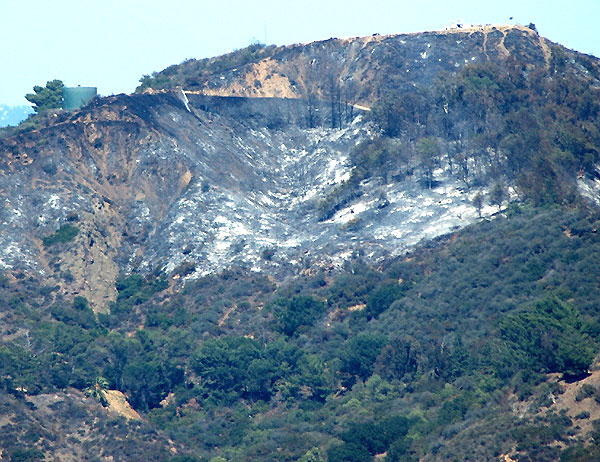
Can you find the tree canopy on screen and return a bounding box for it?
[25,79,64,113]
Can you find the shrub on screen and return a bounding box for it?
[8,448,46,462]
[42,224,79,247]
[273,295,327,336]
[340,334,388,383]
[365,281,404,319]
[575,384,597,402]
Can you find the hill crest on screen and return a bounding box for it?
[138,24,558,106]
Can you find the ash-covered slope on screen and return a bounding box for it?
[2,25,599,311]
[0,91,489,310]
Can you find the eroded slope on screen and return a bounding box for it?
[0,92,495,310]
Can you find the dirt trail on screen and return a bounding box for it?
[218,304,238,327]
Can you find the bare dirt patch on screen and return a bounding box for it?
[105,389,142,420]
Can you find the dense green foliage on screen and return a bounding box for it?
[271,295,327,336]
[42,224,79,247]
[499,296,595,378]
[25,79,64,113]
[3,205,600,460]
[328,415,414,461]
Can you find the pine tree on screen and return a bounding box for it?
[25,80,64,113]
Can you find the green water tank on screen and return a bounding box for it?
[63,86,97,110]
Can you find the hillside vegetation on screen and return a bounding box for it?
[3,205,600,461]
[2,26,600,462]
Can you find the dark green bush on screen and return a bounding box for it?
[8,448,46,462]
[340,334,388,384]
[272,295,327,336]
[42,224,79,247]
[365,281,404,319]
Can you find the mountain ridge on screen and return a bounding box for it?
[138,24,572,105]
[2,25,600,311]
[2,26,600,462]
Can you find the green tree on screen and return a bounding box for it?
[121,360,181,411]
[489,181,506,211]
[192,336,280,402]
[42,224,79,247]
[366,282,403,319]
[299,447,325,462]
[327,442,373,462]
[273,295,327,336]
[84,376,110,407]
[341,422,386,455]
[25,79,64,112]
[375,336,419,381]
[245,358,278,401]
[340,334,388,385]
[498,296,595,377]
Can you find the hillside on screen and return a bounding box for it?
[1,25,600,461]
[4,205,600,461]
[137,25,556,104]
[2,25,599,310]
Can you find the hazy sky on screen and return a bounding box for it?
[2,0,599,106]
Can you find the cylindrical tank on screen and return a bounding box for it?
[63,86,97,111]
